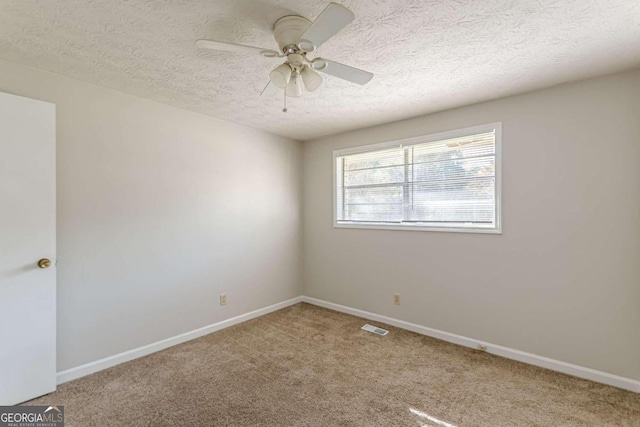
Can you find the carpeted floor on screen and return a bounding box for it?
[26,303,640,426]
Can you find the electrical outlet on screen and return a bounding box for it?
[219,293,227,306]
[394,293,401,305]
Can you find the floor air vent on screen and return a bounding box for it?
[361,324,389,336]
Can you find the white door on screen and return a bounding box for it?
[0,91,56,405]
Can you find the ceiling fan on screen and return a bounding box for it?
[195,2,373,101]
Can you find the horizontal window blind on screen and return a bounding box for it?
[335,125,500,231]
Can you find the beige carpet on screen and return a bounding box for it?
[26,303,640,426]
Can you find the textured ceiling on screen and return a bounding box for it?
[1,0,639,141]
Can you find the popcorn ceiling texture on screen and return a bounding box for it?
[1,0,639,140]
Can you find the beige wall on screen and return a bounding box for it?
[303,69,640,381]
[0,60,303,372]
[2,57,638,382]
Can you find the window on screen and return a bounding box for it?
[334,123,501,233]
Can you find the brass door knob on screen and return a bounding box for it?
[37,258,52,269]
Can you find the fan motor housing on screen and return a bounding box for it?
[273,15,311,51]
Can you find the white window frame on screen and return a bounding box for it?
[333,122,502,234]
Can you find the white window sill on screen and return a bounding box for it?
[333,222,502,234]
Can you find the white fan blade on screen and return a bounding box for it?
[260,81,280,97]
[316,59,373,85]
[299,3,354,50]
[196,39,279,57]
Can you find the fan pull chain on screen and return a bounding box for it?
[282,89,287,113]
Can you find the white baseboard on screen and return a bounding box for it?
[56,296,303,385]
[57,295,640,393]
[301,296,640,393]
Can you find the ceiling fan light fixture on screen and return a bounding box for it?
[311,58,328,71]
[285,76,303,97]
[298,39,316,53]
[195,3,374,102]
[270,63,292,88]
[301,66,323,92]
